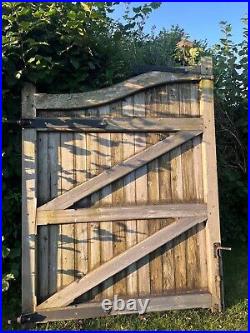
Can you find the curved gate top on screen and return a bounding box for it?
[21,57,222,323]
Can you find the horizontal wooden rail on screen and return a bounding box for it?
[21,291,211,323]
[37,216,207,309]
[34,71,212,110]
[38,130,202,211]
[26,117,203,132]
[37,203,207,225]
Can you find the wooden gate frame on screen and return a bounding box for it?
[21,57,223,324]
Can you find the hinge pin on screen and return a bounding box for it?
[214,242,231,258]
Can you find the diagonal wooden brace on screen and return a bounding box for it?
[38,130,202,211]
[37,216,207,310]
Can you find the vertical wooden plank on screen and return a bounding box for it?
[200,57,222,310]
[60,133,75,288]
[22,130,37,312]
[99,105,113,299]
[135,138,150,296]
[171,153,186,290]
[182,140,199,290]
[89,129,101,300]
[75,109,92,302]
[48,133,60,296]
[159,84,169,116]
[57,134,63,292]
[74,132,88,284]
[112,101,127,297]
[134,92,150,296]
[133,92,146,117]
[180,82,200,290]
[168,83,180,116]
[170,83,186,291]
[157,84,176,293]
[179,83,191,116]
[37,133,49,302]
[191,83,208,290]
[159,151,175,293]
[122,96,137,296]
[124,133,137,296]
[146,88,163,295]
[22,83,37,313]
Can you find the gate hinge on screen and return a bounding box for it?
[3,119,32,127]
[214,242,231,258]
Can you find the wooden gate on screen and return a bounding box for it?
[21,57,223,323]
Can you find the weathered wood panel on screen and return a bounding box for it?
[22,60,222,322]
[23,117,203,132]
[37,133,49,302]
[22,84,37,313]
[38,216,206,309]
[200,57,222,310]
[98,105,113,299]
[48,133,61,296]
[37,204,207,225]
[21,291,212,323]
[38,130,201,211]
[35,71,211,110]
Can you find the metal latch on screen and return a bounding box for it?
[214,242,231,258]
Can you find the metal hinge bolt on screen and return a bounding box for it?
[214,242,231,258]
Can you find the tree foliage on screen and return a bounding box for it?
[212,19,248,242]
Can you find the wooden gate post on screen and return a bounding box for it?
[200,57,223,311]
[22,83,37,314]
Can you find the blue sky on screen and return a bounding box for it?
[111,2,248,46]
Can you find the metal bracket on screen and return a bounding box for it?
[213,242,231,312]
[3,118,108,129]
[3,119,32,127]
[214,242,232,258]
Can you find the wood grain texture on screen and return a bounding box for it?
[180,83,199,290]
[35,71,208,110]
[170,84,186,291]
[191,83,208,290]
[37,204,207,225]
[48,133,60,296]
[74,110,92,303]
[88,131,101,300]
[134,92,150,296]
[22,83,36,118]
[158,84,175,293]
[122,96,138,296]
[22,83,37,313]
[22,129,37,313]
[146,88,163,295]
[23,292,212,323]
[26,117,203,132]
[98,105,113,299]
[60,133,75,289]
[22,63,220,319]
[37,216,207,309]
[111,100,127,297]
[38,130,202,211]
[74,132,88,291]
[37,133,49,302]
[200,57,222,311]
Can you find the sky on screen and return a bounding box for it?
[110,2,248,46]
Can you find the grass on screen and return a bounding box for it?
[3,243,248,331]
